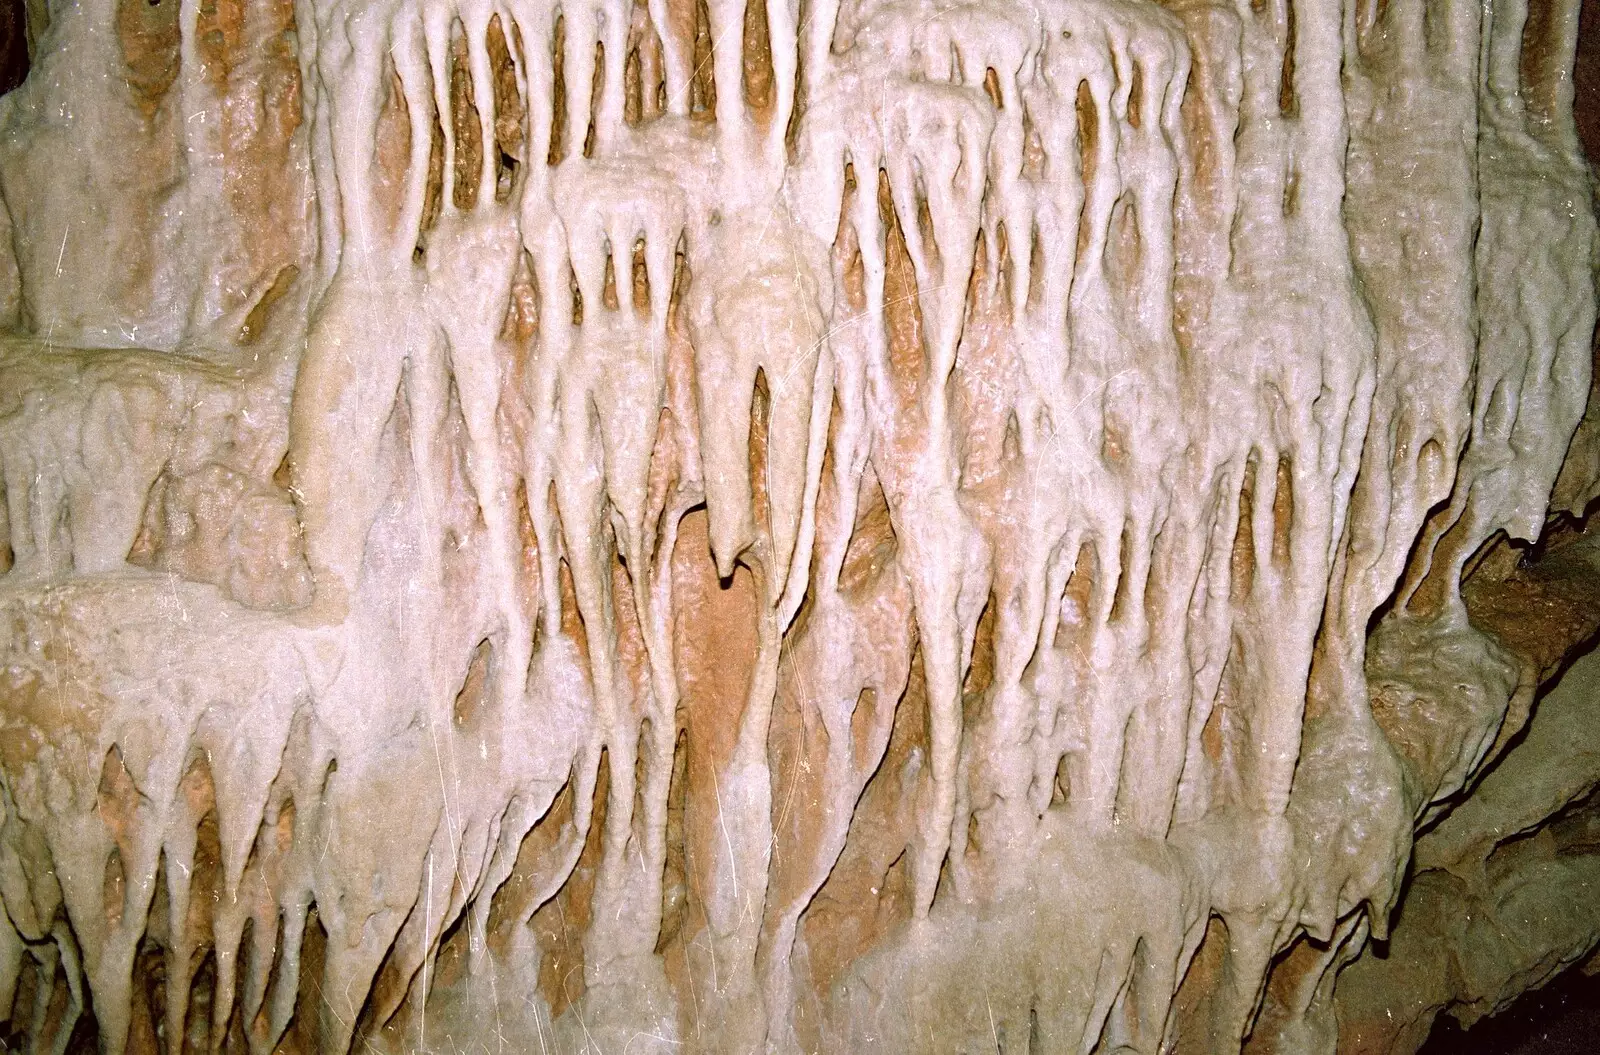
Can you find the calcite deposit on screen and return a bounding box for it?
[0,0,1597,1048]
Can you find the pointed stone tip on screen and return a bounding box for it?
[707,508,754,583]
[713,545,738,582]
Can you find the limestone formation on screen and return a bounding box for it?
[0,0,1596,1049]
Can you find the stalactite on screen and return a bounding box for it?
[0,0,1596,1051]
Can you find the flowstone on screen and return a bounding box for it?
[0,0,1597,1050]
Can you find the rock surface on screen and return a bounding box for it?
[0,0,1596,1051]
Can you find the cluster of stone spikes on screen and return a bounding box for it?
[0,0,1597,1050]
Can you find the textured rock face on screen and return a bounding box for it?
[0,0,1596,1049]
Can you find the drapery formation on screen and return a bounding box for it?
[0,0,1595,1049]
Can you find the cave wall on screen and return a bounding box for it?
[0,0,1596,1050]
[1337,560,1600,1052]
